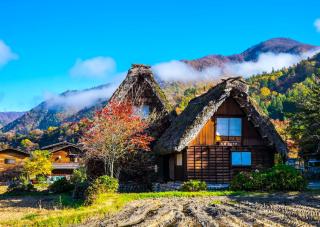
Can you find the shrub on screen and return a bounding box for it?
[266,164,307,191]
[49,178,74,194]
[70,168,89,199]
[6,175,36,195]
[72,181,90,199]
[36,175,47,184]
[85,175,119,205]
[70,167,87,184]
[230,164,307,191]
[180,180,207,192]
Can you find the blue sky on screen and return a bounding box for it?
[0,0,319,111]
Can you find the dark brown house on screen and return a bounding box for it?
[41,142,82,178]
[155,77,288,183]
[0,148,29,181]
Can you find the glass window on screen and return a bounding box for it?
[231,152,242,166]
[232,151,251,166]
[229,118,242,136]
[241,152,251,166]
[216,118,242,142]
[216,118,229,136]
[135,105,150,118]
[4,159,16,164]
[176,153,183,166]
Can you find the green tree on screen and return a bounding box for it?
[260,87,271,98]
[21,139,37,151]
[289,77,320,157]
[23,150,52,180]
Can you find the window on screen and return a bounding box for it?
[176,153,183,166]
[4,159,16,164]
[70,157,79,163]
[216,118,242,143]
[134,105,150,118]
[232,151,251,166]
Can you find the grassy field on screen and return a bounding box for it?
[2,184,318,227]
[0,186,243,227]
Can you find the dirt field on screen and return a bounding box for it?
[0,194,61,223]
[89,193,320,227]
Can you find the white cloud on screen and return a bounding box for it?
[225,52,301,76]
[69,56,116,78]
[152,60,222,82]
[45,84,118,113]
[152,50,320,82]
[314,18,320,32]
[0,40,18,67]
[44,72,126,113]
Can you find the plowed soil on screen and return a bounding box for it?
[84,193,320,227]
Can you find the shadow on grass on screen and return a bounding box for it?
[0,190,84,209]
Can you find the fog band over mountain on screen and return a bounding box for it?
[152,49,320,82]
[41,49,320,112]
[44,83,120,113]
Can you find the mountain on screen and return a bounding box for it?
[1,84,112,134]
[183,38,318,70]
[0,112,25,128]
[2,37,319,135]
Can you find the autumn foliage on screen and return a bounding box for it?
[81,101,154,178]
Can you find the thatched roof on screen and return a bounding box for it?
[110,64,172,113]
[154,77,288,156]
[110,64,174,137]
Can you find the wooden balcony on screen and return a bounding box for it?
[52,163,80,170]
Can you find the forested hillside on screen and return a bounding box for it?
[247,53,320,120]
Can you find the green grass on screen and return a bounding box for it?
[1,190,244,226]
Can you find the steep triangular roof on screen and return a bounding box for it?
[110,64,174,137]
[154,77,288,156]
[110,64,172,113]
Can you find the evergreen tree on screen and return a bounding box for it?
[289,77,320,157]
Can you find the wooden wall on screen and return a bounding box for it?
[50,146,81,163]
[186,145,274,183]
[182,97,273,183]
[51,149,72,163]
[189,97,265,147]
[0,151,28,173]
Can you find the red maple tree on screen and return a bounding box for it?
[81,101,154,178]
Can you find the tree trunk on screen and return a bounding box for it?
[110,161,114,178]
[104,158,107,175]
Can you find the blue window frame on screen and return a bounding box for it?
[231,151,251,166]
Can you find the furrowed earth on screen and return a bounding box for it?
[82,193,320,227]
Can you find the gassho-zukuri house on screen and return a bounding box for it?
[111,64,288,184]
[154,77,287,183]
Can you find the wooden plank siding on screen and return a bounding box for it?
[0,151,28,173]
[51,149,73,163]
[189,97,265,147]
[49,146,82,176]
[186,145,274,183]
[182,97,275,183]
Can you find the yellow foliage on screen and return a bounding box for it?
[24,150,52,179]
[260,87,271,97]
